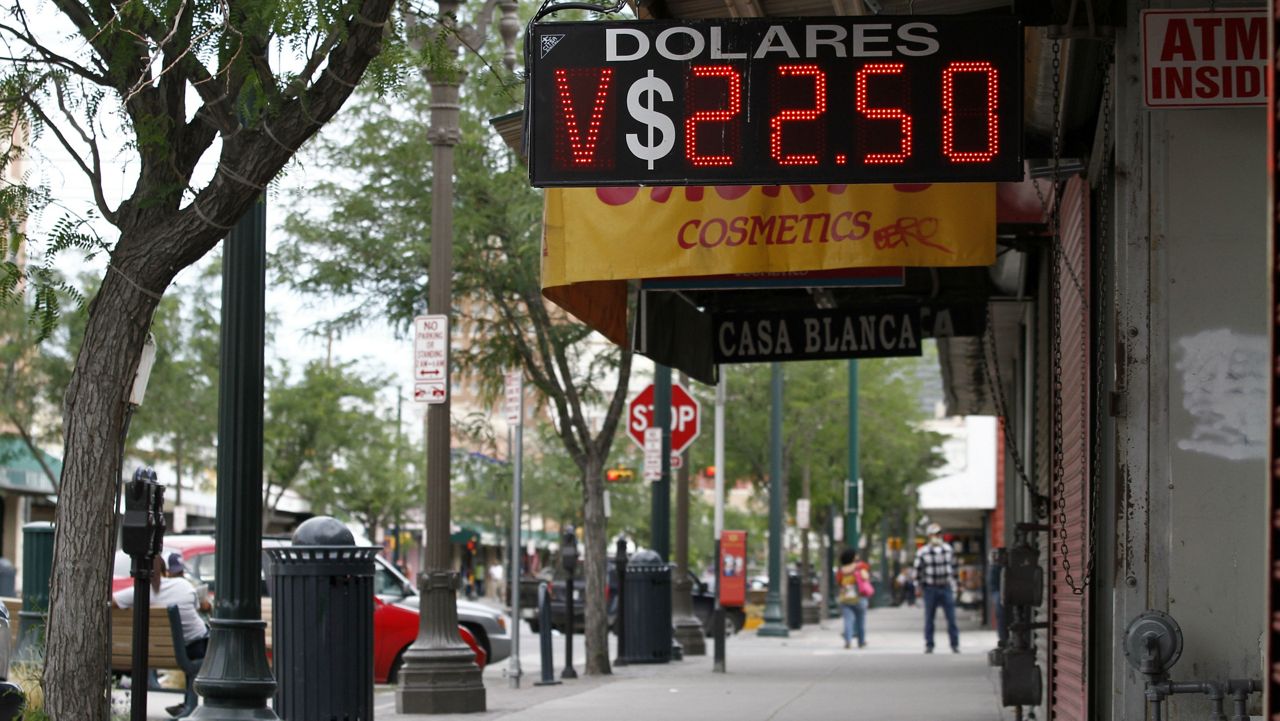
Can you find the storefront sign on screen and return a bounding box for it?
[712,306,921,363]
[529,16,1023,186]
[542,183,995,287]
[719,530,748,607]
[1143,9,1267,108]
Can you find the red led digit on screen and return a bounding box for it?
[554,67,615,167]
[855,63,912,165]
[942,61,999,163]
[685,66,742,167]
[770,64,826,166]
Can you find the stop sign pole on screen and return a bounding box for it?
[652,365,672,561]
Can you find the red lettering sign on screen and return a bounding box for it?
[1143,9,1268,108]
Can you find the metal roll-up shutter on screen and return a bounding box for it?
[1050,175,1090,721]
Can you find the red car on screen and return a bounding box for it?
[112,535,487,679]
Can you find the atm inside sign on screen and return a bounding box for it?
[1142,9,1267,108]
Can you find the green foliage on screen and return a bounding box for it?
[721,358,943,540]
[127,269,221,492]
[262,359,390,517]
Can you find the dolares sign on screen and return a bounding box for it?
[529,16,1023,186]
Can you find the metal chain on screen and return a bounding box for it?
[1050,41,1115,596]
[1047,38,1078,594]
[1080,45,1115,595]
[979,304,1049,518]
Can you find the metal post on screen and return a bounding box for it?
[713,371,726,672]
[508,388,523,688]
[534,583,560,686]
[192,194,277,721]
[825,505,838,618]
[876,516,891,607]
[758,363,788,637]
[129,569,152,721]
[562,559,577,679]
[845,360,860,552]
[614,540,629,666]
[397,2,485,711]
[673,374,705,654]
[652,365,672,561]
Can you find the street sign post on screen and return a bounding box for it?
[628,382,702,453]
[413,315,449,404]
[643,427,663,481]
[797,499,811,530]
[504,371,523,425]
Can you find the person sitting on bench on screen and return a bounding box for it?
[113,553,210,717]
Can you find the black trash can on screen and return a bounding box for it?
[786,572,802,630]
[620,550,671,664]
[268,517,379,721]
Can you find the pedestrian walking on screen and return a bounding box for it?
[914,523,960,653]
[903,567,917,607]
[835,548,872,649]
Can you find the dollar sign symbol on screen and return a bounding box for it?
[626,70,675,170]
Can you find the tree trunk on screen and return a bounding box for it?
[580,452,610,675]
[45,269,161,721]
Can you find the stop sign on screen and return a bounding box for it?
[628,383,701,453]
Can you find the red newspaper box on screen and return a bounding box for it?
[719,530,748,607]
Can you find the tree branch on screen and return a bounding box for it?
[22,89,117,225]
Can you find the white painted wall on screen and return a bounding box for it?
[1159,105,1266,717]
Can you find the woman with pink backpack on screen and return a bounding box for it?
[835,548,874,649]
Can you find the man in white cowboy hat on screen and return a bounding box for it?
[913,522,960,653]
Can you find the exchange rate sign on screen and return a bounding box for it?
[529,16,1023,186]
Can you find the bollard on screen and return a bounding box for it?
[17,522,54,657]
[613,540,628,667]
[786,572,802,630]
[712,538,725,673]
[534,582,560,686]
[560,528,578,680]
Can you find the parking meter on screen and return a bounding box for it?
[561,528,578,573]
[122,467,165,563]
[121,467,165,721]
[561,527,578,679]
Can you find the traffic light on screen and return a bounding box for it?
[465,537,477,555]
[605,467,635,483]
[703,465,716,479]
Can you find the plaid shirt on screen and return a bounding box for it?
[913,541,958,588]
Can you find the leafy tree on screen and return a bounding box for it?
[722,359,943,554]
[127,273,221,501]
[0,269,64,488]
[309,411,418,539]
[275,58,632,674]
[262,359,387,524]
[0,0,400,711]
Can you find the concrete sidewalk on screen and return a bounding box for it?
[130,604,1006,720]
[377,604,1006,721]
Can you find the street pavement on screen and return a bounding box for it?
[131,603,1007,720]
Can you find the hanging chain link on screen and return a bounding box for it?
[1081,45,1115,595]
[1050,40,1115,596]
[979,303,1050,518]
[1047,37,1078,594]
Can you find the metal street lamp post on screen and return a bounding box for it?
[192,195,277,721]
[396,1,519,713]
[758,362,788,637]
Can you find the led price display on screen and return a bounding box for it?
[529,16,1023,186]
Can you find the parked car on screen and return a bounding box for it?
[518,563,618,634]
[517,564,745,636]
[113,533,508,682]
